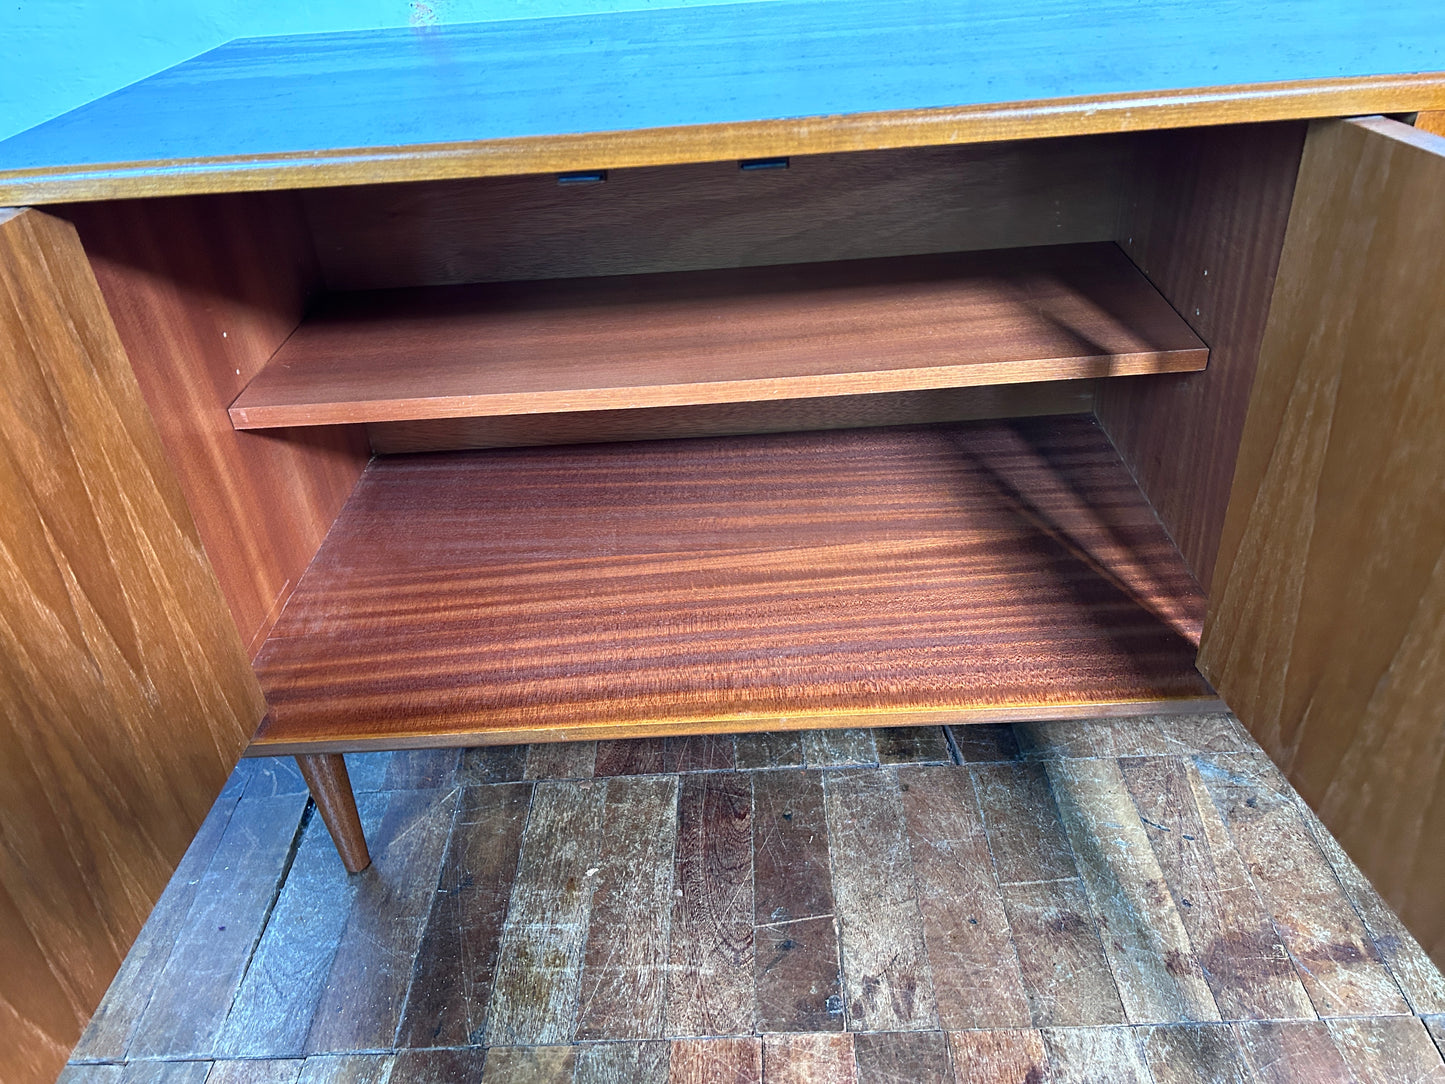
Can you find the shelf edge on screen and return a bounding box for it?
[244,696,1227,756]
[228,348,1209,430]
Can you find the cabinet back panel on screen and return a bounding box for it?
[62,194,371,655]
[1098,121,1306,592]
[304,136,1136,291]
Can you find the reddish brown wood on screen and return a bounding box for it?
[948,1029,1051,1083]
[668,1037,762,1084]
[1097,122,1305,591]
[761,1033,857,1084]
[367,383,1096,455]
[753,771,842,1033]
[303,138,1134,292]
[667,774,755,1037]
[250,418,1213,752]
[60,195,370,655]
[899,764,1031,1029]
[294,755,370,874]
[396,782,531,1047]
[228,244,1206,429]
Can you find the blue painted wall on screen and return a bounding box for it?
[0,0,779,142]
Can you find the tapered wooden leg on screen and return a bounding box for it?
[295,753,371,873]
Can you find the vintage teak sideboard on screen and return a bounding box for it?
[3,3,1445,1080]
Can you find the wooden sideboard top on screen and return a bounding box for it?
[2,0,1444,203]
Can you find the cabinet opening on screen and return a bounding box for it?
[60,121,1309,741]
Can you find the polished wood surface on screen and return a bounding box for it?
[1414,110,1445,135]
[0,208,264,1084]
[229,244,1205,430]
[63,722,1445,1077]
[304,138,1134,292]
[2,0,1444,202]
[294,755,371,874]
[1200,116,1445,966]
[367,383,1096,454]
[1097,122,1305,591]
[62,196,370,655]
[250,418,1214,753]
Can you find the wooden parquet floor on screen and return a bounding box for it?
[63,716,1445,1083]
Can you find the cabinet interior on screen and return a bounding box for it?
[57,120,1307,749]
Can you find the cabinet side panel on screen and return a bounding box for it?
[1097,122,1305,592]
[62,194,370,654]
[0,208,265,1084]
[1199,117,1445,967]
[304,137,1135,290]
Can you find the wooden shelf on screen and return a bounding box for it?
[228,243,1206,429]
[249,417,1217,753]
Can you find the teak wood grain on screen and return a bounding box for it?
[1199,116,1445,968]
[0,208,266,1084]
[229,243,1205,430]
[2,1,1444,202]
[250,418,1214,752]
[60,195,369,655]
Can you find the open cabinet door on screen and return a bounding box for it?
[0,208,265,1084]
[1199,117,1445,968]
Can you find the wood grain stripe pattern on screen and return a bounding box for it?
[1199,116,1445,967]
[59,195,370,656]
[0,208,265,1084]
[5,75,1445,205]
[250,418,1213,752]
[228,243,1205,429]
[1098,121,1305,592]
[304,139,1134,294]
